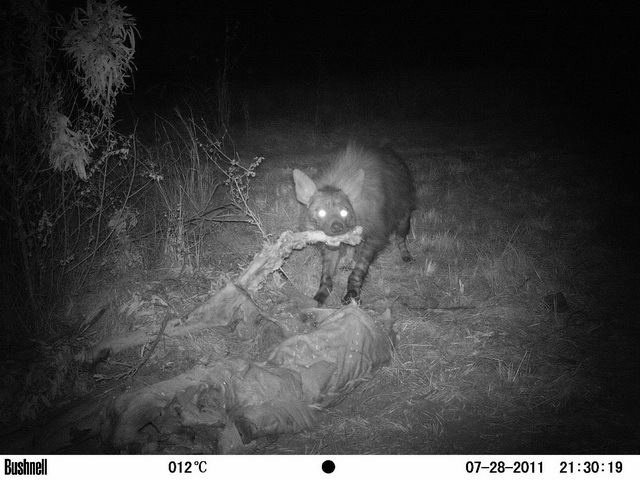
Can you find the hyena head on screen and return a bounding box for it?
[292,168,364,236]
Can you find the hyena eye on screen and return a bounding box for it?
[318,209,327,218]
[339,209,349,218]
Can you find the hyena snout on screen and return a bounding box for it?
[330,221,346,234]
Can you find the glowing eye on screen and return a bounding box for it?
[340,209,349,218]
[318,209,326,218]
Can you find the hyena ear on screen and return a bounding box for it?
[292,169,317,206]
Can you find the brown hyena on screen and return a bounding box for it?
[293,143,416,305]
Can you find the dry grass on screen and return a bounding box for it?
[1,119,636,454]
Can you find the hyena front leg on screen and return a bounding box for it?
[342,241,377,305]
[313,245,342,305]
[396,212,413,262]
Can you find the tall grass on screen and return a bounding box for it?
[0,1,264,424]
[148,111,266,271]
[0,0,139,328]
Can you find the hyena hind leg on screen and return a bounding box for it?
[396,213,413,262]
[313,245,342,306]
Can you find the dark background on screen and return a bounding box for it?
[127,1,635,82]
[48,0,638,179]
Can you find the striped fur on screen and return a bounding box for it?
[293,143,416,305]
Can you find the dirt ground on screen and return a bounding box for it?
[1,112,638,455]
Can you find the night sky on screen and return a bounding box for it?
[124,1,636,81]
[52,0,637,156]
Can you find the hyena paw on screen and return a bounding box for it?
[313,289,330,306]
[341,290,361,306]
